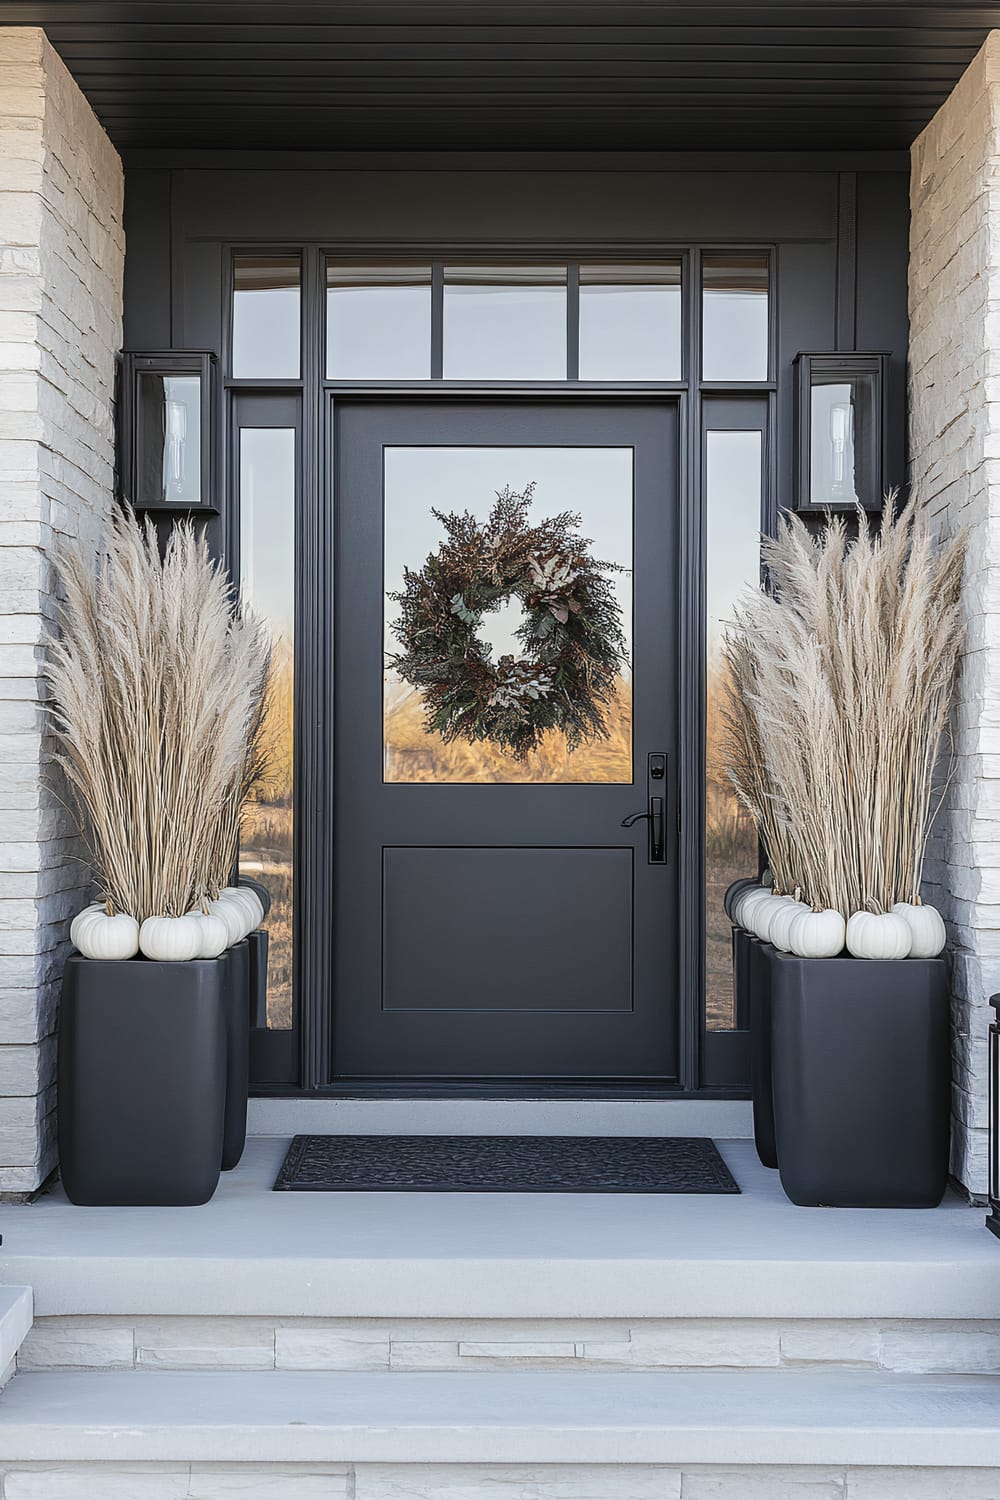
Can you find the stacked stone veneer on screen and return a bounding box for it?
[16,1314,1000,1375]
[0,27,123,1193]
[0,1466,996,1500]
[909,30,1000,1198]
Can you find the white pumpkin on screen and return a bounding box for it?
[71,905,140,961]
[734,886,776,931]
[139,914,205,963]
[846,910,913,960]
[224,885,265,931]
[69,904,103,949]
[751,894,793,944]
[891,901,947,959]
[768,899,809,953]
[187,910,229,959]
[724,878,760,922]
[207,897,247,946]
[788,908,846,959]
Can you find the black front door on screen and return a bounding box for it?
[333,401,679,1082]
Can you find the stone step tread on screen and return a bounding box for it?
[0,1288,32,1374]
[0,1368,998,1466]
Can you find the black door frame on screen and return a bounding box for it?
[293,385,718,1098]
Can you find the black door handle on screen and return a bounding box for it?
[621,796,666,863]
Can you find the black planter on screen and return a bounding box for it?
[747,936,778,1170]
[766,947,950,1208]
[59,954,226,1206]
[222,940,250,1172]
[247,927,269,1030]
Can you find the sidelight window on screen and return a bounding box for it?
[237,420,297,1032]
[703,420,765,1033]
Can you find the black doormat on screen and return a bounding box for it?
[273,1134,739,1194]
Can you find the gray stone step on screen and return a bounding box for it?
[0,1367,998,1469]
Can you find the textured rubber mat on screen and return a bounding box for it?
[274,1134,740,1194]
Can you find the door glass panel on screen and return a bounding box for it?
[579,263,682,380]
[705,429,762,1030]
[232,257,301,379]
[238,427,296,1029]
[443,266,567,380]
[326,265,432,380]
[384,446,632,783]
[702,256,769,382]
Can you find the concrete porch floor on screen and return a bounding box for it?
[0,1139,996,1323]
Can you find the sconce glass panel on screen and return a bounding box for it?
[135,371,202,506]
[809,370,879,508]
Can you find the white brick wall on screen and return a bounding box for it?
[909,30,1000,1197]
[0,27,123,1193]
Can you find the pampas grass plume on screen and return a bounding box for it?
[723,495,965,917]
[45,509,272,922]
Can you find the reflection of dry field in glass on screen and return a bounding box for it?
[705,655,758,1029]
[240,656,749,1031]
[240,645,294,1029]
[384,676,632,783]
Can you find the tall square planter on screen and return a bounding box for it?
[59,955,227,1206]
[765,947,950,1207]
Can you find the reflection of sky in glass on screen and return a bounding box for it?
[327,279,431,380]
[579,283,682,381]
[702,250,769,383]
[706,430,762,651]
[384,447,633,669]
[239,428,295,640]
[232,266,300,379]
[443,282,567,380]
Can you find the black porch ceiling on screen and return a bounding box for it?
[2,2,1000,153]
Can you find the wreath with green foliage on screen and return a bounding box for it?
[388,484,628,759]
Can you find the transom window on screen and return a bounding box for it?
[230,255,772,385]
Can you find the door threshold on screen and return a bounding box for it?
[247,1095,754,1139]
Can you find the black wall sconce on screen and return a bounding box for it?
[793,351,889,512]
[118,351,217,513]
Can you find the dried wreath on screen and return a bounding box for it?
[388,484,628,759]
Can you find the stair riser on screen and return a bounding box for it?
[18,1314,1000,1375]
[1,1463,1000,1499]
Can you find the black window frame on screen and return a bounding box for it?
[224,244,776,1098]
